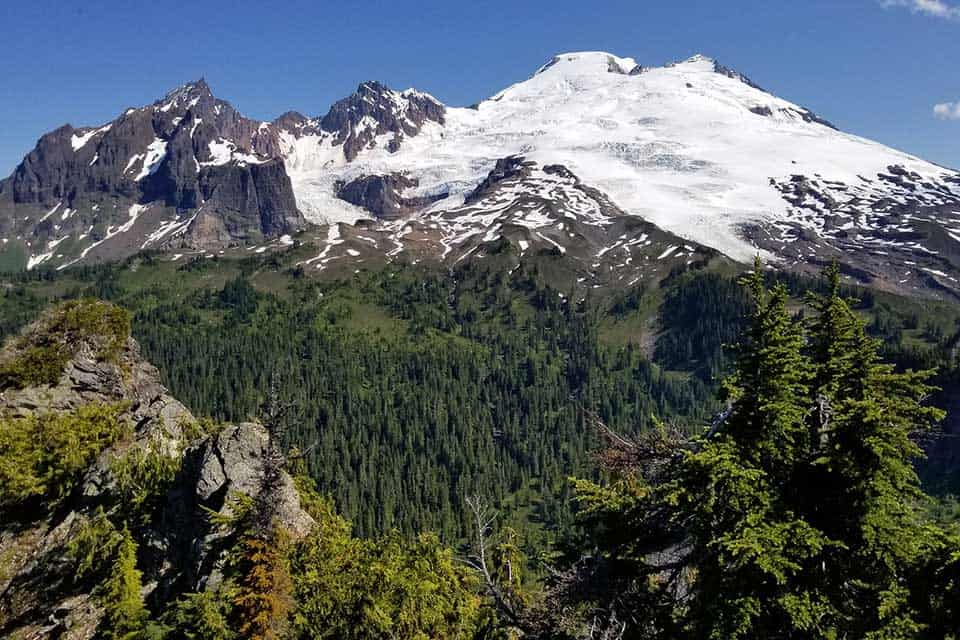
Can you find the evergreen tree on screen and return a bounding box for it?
[230,389,295,640]
[805,263,946,637]
[555,261,958,639]
[100,526,149,640]
[674,259,832,639]
[162,590,236,640]
[231,534,294,640]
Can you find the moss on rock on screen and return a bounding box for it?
[0,299,131,390]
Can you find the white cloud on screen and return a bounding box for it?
[934,102,960,120]
[882,0,960,19]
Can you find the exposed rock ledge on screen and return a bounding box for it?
[0,305,314,639]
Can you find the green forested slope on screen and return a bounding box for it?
[2,252,959,546]
[2,259,960,638]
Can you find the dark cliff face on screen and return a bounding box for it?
[140,112,203,209]
[3,80,288,210]
[0,80,306,268]
[335,173,448,220]
[8,123,136,206]
[193,159,302,245]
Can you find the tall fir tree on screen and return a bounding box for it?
[560,261,958,639]
[675,259,833,639]
[100,526,149,640]
[805,262,946,637]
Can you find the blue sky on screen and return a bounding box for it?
[1,0,957,175]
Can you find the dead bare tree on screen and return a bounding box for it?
[705,403,733,439]
[464,411,712,639]
[464,495,526,629]
[248,373,295,538]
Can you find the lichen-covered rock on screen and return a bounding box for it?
[194,423,314,537]
[161,422,315,591]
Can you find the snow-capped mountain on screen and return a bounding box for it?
[2,51,959,297]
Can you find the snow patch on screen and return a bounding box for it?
[70,124,112,151]
[201,139,267,167]
[134,139,168,181]
[40,202,62,222]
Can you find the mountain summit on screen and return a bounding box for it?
[1,52,959,298]
[532,51,643,76]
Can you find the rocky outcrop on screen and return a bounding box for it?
[335,173,448,220]
[165,422,315,592]
[0,303,314,639]
[320,81,445,161]
[464,156,533,205]
[711,58,764,92]
[762,166,960,300]
[536,53,643,76]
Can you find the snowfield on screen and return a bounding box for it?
[278,51,957,261]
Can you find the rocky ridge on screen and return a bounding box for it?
[2,52,960,299]
[0,80,306,268]
[291,157,721,287]
[0,303,313,639]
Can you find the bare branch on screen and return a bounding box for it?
[705,403,733,439]
[464,495,525,629]
[583,409,686,480]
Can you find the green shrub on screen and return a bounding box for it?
[66,509,125,580]
[110,437,181,526]
[58,299,129,358]
[100,526,149,639]
[0,403,129,511]
[289,507,482,640]
[162,590,237,640]
[0,343,71,388]
[66,513,148,639]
